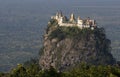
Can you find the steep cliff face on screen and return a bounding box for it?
[39,19,116,71]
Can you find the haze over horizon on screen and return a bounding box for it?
[0,0,120,72]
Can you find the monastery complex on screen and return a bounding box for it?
[51,11,96,29]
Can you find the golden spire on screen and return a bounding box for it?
[70,13,75,22]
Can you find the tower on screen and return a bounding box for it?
[92,20,96,27]
[58,17,63,25]
[69,13,75,22]
[86,17,90,25]
[77,16,83,29]
[55,12,59,20]
[59,11,63,18]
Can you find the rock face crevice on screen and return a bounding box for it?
[39,19,116,71]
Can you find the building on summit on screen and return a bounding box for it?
[51,11,96,29]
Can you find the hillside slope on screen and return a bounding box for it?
[39,19,116,71]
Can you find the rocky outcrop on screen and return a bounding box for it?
[39,19,116,71]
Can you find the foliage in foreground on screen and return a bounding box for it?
[1,63,120,77]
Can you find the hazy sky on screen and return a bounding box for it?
[0,0,120,72]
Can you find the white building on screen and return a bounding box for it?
[51,12,96,29]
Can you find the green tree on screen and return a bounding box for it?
[10,64,27,77]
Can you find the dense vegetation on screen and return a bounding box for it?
[1,63,120,77]
[0,19,119,76]
[48,19,93,40]
[48,19,105,41]
[1,0,120,72]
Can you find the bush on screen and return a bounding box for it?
[1,63,120,77]
[49,26,95,41]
